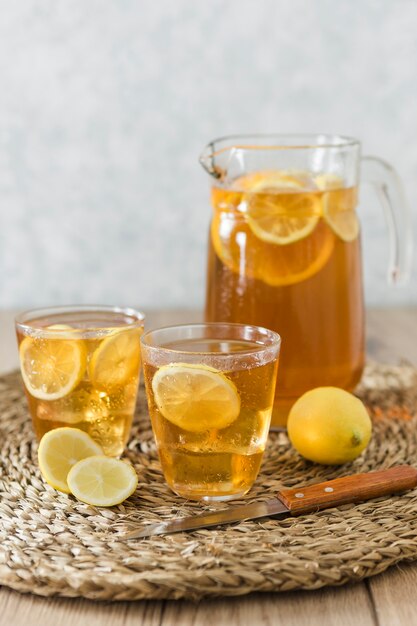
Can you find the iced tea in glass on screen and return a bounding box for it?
[141,323,280,501]
[16,306,145,456]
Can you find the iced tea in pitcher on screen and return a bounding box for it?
[200,133,412,427]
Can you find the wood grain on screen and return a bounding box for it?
[0,588,162,626]
[0,307,416,626]
[161,586,376,626]
[369,562,417,626]
[278,466,417,515]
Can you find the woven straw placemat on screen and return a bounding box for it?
[0,363,417,601]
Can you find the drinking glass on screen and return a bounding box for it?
[141,322,281,501]
[16,305,145,456]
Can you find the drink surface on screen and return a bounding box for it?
[205,171,365,426]
[142,338,278,501]
[158,338,264,356]
[21,309,140,331]
[17,311,143,456]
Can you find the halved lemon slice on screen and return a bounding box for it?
[89,329,141,390]
[19,335,87,401]
[152,363,241,432]
[67,456,138,506]
[38,427,104,493]
[322,186,360,242]
[314,173,344,190]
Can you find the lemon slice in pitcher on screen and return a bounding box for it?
[322,186,360,242]
[211,170,334,286]
[242,170,321,245]
[89,329,141,389]
[19,336,87,401]
[152,363,241,432]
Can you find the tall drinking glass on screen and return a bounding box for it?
[16,305,145,456]
[141,322,281,501]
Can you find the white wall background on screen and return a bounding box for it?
[0,0,416,310]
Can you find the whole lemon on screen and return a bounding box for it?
[287,387,372,465]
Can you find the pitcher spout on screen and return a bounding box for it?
[199,141,225,180]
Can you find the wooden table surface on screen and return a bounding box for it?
[1,307,416,626]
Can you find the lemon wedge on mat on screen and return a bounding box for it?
[19,336,87,401]
[89,329,141,390]
[67,456,138,506]
[152,363,241,432]
[38,427,103,493]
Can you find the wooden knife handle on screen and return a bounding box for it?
[277,465,417,516]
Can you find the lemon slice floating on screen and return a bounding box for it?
[314,173,344,190]
[323,199,360,242]
[38,427,103,493]
[67,456,138,506]
[89,329,141,390]
[19,335,87,401]
[248,210,320,246]
[211,170,335,286]
[314,173,360,242]
[243,170,321,246]
[152,363,241,432]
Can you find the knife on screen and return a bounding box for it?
[123,465,417,540]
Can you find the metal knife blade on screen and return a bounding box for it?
[121,466,417,540]
[123,498,289,539]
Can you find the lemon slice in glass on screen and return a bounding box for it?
[89,329,141,390]
[19,335,87,401]
[152,363,241,432]
[67,456,138,506]
[38,427,104,493]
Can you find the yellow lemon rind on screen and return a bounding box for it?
[247,214,320,245]
[38,427,104,493]
[88,329,141,390]
[19,336,87,401]
[287,387,372,465]
[67,456,138,506]
[323,209,360,242]
[152,362,241,433]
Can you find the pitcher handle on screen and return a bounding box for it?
[361,156,412,285]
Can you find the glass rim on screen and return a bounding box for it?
[15,305,145,337]
[202,133,360,157]
[141,322,281,359]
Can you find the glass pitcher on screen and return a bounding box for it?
[201,134,411,427]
